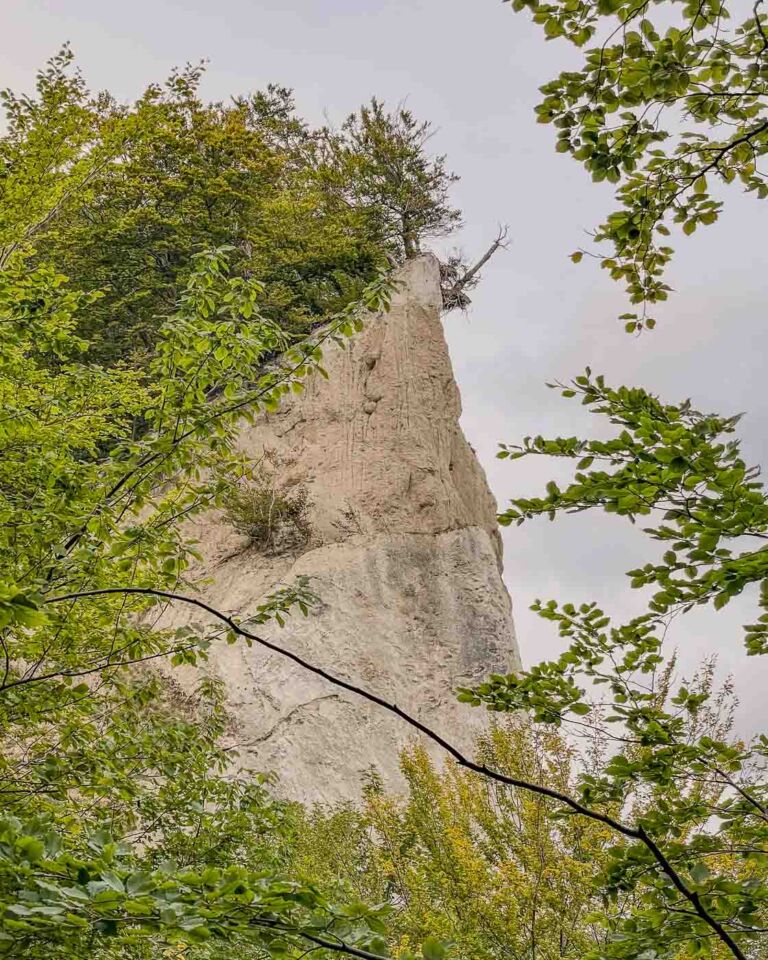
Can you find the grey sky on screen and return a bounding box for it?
[3,0,767,732]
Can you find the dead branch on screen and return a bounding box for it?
[441,225,510,311]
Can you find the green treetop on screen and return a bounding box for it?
[504,0,768,330]
[2,48,461,366]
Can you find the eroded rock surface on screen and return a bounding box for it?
[166,255,520,803]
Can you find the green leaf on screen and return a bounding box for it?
[422,936,448,960]
[100,871,125,894]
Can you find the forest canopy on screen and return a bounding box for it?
[2,46,460,364]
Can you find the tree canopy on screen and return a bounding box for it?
[3,47,460,365]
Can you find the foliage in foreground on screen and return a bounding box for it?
[498,373,768,655]
[504,0,768,330]
[0,238,396,957]
[464,374,768,960]
[0,61,402,955]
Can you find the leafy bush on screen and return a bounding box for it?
[223,453,311,554]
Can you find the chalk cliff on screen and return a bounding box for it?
[167,255,520,803]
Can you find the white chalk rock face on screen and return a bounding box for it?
[168,255,520,803]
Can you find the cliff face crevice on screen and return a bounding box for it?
[165,255,520,803]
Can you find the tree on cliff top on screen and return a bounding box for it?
[319,98,462,261]
[3,49,460,366]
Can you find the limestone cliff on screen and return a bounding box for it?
[166,255,520,803]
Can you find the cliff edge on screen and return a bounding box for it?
[166,255,520,803]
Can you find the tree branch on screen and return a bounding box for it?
[441,225,509,310]
[754,0,768,52]
[255,924,392,960]
[47,585,748,960]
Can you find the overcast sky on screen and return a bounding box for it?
[3,0,766,733]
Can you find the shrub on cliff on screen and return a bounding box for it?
[223,452,312,554]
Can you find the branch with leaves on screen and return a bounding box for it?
[504,0,768,330]
[498,371,768,653]
[44,577,765,960]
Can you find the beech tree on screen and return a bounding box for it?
[294,677,742,960]
[0,56,400,956]
[0,241,397,958]
[292,720,613,960]
[502,0,768,330]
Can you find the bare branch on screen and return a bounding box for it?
[441,225,510,311]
